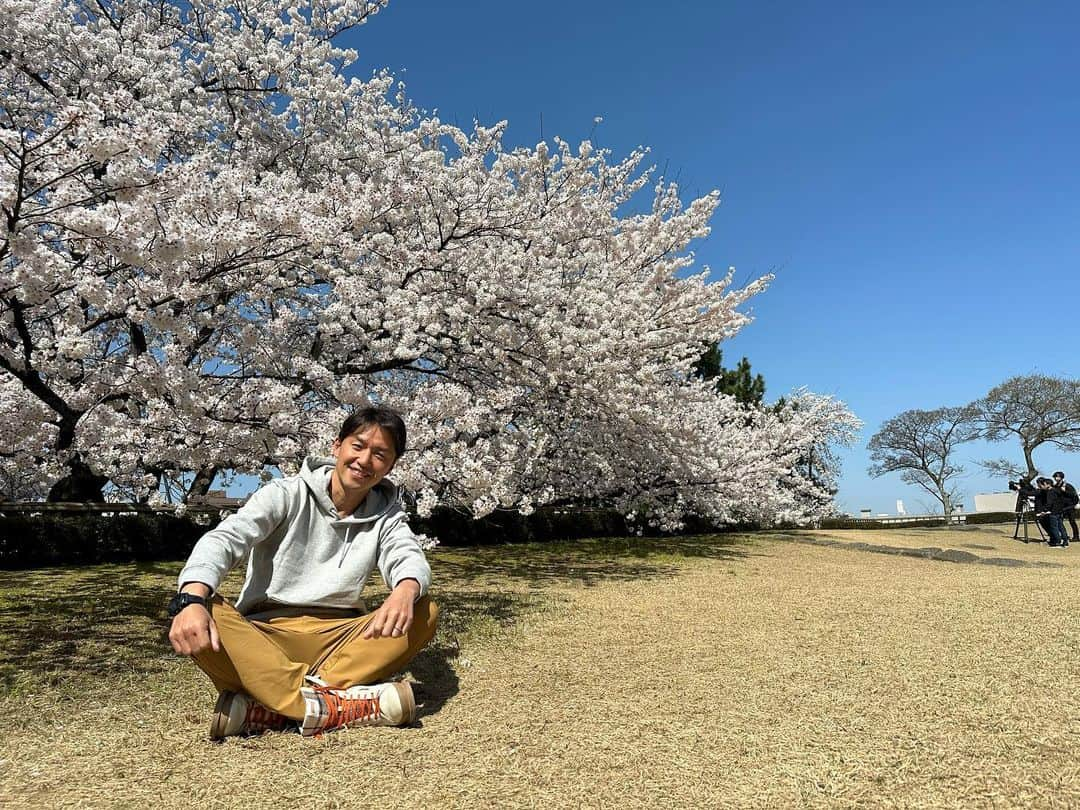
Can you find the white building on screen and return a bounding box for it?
[973,492,1017,513]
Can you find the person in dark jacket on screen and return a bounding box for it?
[1035,477,1070,547]
[1052,471,1079,542]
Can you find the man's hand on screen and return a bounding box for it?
[168,583,220,656]
[363,579,421,639]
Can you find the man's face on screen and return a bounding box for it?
[331,423,397,500]
[1054,476,1064,485]
[1040,480,1052,489]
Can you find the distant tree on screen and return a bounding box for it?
[693,345,766,406]
[868,406,980,521]
[972,375,1080,480]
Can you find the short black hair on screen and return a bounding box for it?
[1036,477,1051,485]
[337,406,407,458]
[1053,471,1065,478]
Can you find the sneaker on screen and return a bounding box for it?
[1048,543,1063,548]
[210,691,293,740]
[299,681,416,736]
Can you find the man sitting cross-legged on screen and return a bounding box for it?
[168,406,438,739]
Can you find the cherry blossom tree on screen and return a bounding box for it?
[1,0,858,524]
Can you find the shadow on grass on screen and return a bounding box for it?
[404,533,756,720]
[0,561,179,690]
[431,533,753,589]
[408,643,459,720]
[0,534,753,695]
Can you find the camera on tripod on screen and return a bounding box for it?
[1008,478,1035,508]
[1008,477,1043,542]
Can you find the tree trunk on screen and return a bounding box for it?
[1023,445,1037,480]
[939,486,954,529]
[139,467,164,505]
[46,457,109,502]
[186,465,219,500]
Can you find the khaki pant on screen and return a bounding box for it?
[193,595,439,719]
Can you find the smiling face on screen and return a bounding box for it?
[331,422,398,506]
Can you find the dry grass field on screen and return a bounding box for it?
[1,523,1078,809]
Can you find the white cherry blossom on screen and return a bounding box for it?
[1,0,858,523]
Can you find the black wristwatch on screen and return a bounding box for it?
[167,592,208,618]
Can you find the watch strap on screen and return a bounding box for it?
[168,592,208,617]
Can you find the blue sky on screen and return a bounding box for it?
[341,1,1080,515]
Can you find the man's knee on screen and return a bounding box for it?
[415,595,439,641]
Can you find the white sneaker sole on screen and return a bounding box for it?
[210,691,242,740]
[390,681,417,725]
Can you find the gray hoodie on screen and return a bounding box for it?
[177,457,431,615]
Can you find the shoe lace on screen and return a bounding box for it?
[315,685,381,729]
[244,701,287,730]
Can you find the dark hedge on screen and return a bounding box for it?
[0,506,634,568]
[963,511,1018,525]
[4,503,1020,569]
[818,517,951,529]
[412,506,629,546]
[0,511,214,568]
[819,513,1019,529]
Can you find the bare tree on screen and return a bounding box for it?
[973,375,1080,479]
[868,406,980,521]
[976,457,1027,480]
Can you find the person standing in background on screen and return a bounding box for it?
[1052,471,1079,543]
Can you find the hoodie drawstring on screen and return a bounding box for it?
[338,526,353,568]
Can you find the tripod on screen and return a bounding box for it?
[1013,503,1047,543]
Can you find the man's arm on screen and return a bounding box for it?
[366,509,432,639]
[169,480,291,656]
[362,578,421,639]
[375,512,432,598]
[168,581,219,656]
[175,480,291,594]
